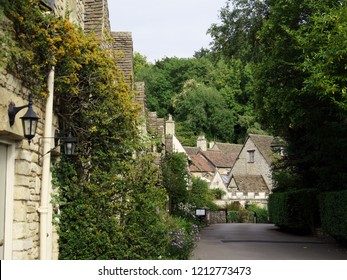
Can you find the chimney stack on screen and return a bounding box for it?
[197,135,207,151]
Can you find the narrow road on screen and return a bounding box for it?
[191,223,347,260]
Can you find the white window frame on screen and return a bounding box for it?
[247,150,255,163]
[0,141,15,259]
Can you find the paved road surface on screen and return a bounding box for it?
[191,223,347,260]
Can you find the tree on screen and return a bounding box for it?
[135,57,216,117]
[189,177,219,210]
[208,0,268,62]
[133,51,151,79]
[173,80,235,142]
[255,0,347,191]
[161,153,190,215]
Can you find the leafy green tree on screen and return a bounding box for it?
[121,155,173,259]
[133,51,151,79]
[135,51,263,143]
[161,153,190,215]
[135,57,215,117]
[173,80,235,142]
[255,0,347,191]
[208,0,268,62]
[189,177,218,210]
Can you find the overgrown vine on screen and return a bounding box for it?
[1,0,205,259]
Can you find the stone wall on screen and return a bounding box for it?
[209,210,227,224]
[53,0,85,29]
[0,65,59,259]
[134,82,146,117]
[84,0,110,37]
[0,0,144,260]
[112,32,134,85]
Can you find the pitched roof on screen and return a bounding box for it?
[189,153,215,173]
[212,142,243,154]
[231,174,269,193]
[184,146,201,157]
[201,150,237,168]
[248,134,276,165]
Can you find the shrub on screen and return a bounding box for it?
[246,204,269,223]
[268,189,319,233]
[211,188,226,199]
[166,217,200,259]
[228,211,240,223]
[226,202,251,223]
[319,190,347,241]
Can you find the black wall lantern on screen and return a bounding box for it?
[55,130,77,156]
[38,129,77,164]
[8,97,40,143]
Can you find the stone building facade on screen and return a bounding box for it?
[0,67,57,260]
[112,32,134,85]
[230,134,277,191]
[0,0,138,260]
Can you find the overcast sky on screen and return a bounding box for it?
[108,0,227,63]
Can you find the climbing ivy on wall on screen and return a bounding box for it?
[1,0,187,259]
[1,0,207,260]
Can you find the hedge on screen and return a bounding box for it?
[319,190,347,241]
[268,189,319,233]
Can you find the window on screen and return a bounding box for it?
[0,142,15,259]
[0,144,7,259]
[247,150,255,163]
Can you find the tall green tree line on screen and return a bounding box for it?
[134,54,265,144]
[209,0,347,192]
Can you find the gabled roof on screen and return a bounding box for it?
[184,146,201,158]
[189,153,215,173]
[248,134,276,165]
[210,170,226,186]
[201,150,237,168]
[230,174,269,193]
[211,142,243,155]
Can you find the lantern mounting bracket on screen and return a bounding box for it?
[38,129,77,165]
[8,102,29,126]
[8,97,40,143]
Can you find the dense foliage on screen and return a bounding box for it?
[134,53,266,144]
[255,0,347,192]
[162,152,218,220]
[319,190,347,241]
[246,204,269,224]
[268,189,320,233]
[207,0,347,194]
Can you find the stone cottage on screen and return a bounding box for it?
[0,0,140,260]
[226,134,284,206]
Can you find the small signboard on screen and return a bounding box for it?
[195,208,206,217]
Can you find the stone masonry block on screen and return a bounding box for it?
[14,186,30,200]
[12,239,34,251]
[12,222,29,239]
[13,201,27,222]
[15,160,32,176]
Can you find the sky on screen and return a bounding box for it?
[108,0,227,63]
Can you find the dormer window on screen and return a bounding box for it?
[247,150,255,163]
